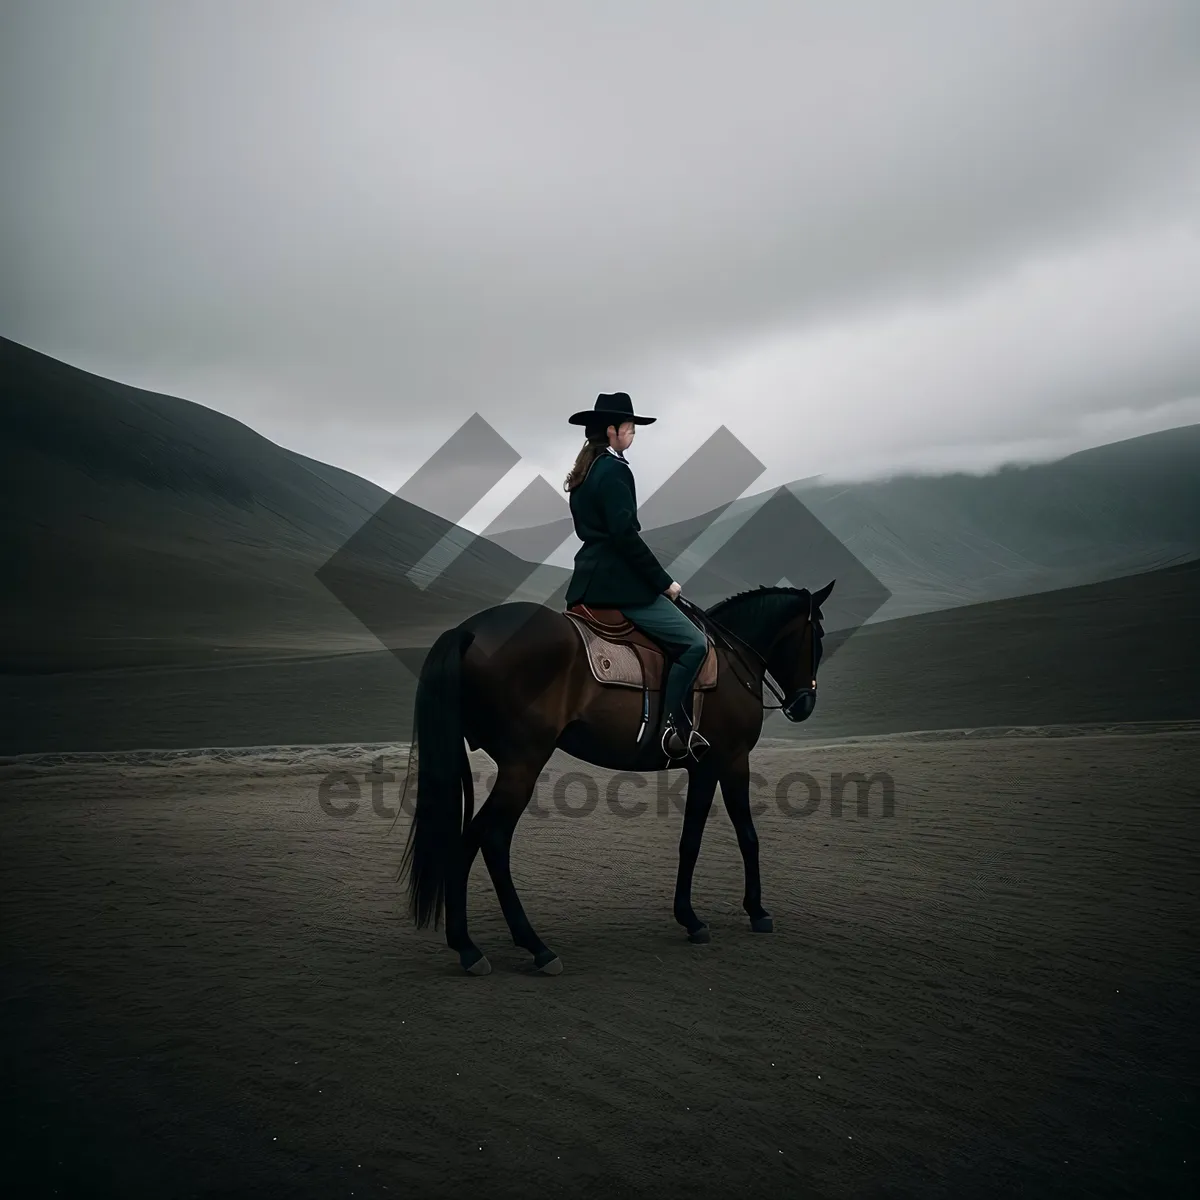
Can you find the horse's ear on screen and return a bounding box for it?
[813,578,835,607]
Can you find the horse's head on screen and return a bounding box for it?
[772,578,834,722]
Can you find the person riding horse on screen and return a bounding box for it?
[563,392,710,762]
[401,398,834,972]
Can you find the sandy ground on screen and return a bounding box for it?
[2,730,1198,1199]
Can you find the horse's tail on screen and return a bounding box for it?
[400,624,475,930]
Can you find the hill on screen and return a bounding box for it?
[3,557,1196,755]
[4,334,1199,686]
[789,427,1200,619]
[495,425,1200,620]
[0,337,542,671]
[776,556,1200,742]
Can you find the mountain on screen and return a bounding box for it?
[0,337,543,671]
[5,335,1199,677]
[787,427,1200,619]
[3,556,1196,755]
[492,425,1200,621]
[3,333,1198,753]
[775,555,1200,742]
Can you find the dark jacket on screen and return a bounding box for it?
[564,451,673,608]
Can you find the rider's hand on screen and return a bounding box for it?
[665,581,682,601]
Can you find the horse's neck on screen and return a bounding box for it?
[712,593,800,661]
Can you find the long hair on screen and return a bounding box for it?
[563,424,611,491]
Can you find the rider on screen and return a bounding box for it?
[563,392,709,761]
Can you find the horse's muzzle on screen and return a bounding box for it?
[783,687,817,722]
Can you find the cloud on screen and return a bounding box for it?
[3,0,1199,494]
[667,219,1200,489]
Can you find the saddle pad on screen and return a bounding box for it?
[566,603,635,636]
[565,613,718,692]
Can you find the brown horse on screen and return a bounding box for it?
[399,580,834,975]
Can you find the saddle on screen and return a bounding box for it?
[564,603,717,746]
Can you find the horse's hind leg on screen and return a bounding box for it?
[719,754,773,932]
[477,759,562,975]
[444,819,489,976]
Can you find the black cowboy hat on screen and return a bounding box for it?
[568,391,657,427]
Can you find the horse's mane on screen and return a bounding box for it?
[707,584,812,620]
[701,585,817,658]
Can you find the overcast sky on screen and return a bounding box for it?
[4,0,1199,527]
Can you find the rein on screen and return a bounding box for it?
[674,595,795,711]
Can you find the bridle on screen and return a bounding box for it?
[676,594,822,722]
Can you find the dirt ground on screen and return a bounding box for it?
[2,730,1197,1199]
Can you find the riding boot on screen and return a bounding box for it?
[661,712,689,760]
[661,693,710,762]
[658,643,709,762]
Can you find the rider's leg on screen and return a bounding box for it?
[662,639,707,727]
[619,595,709,756]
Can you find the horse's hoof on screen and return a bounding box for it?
[534,949,563,975]
[750,915,774,933]
[688,924,711,944]
[461,949,491,976]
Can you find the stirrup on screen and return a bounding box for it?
[661,716,709,762]
[686,728,710,759]
[661,719,689,761]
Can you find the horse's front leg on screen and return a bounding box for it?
[720,755,773,932]
[673,761,719,943]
